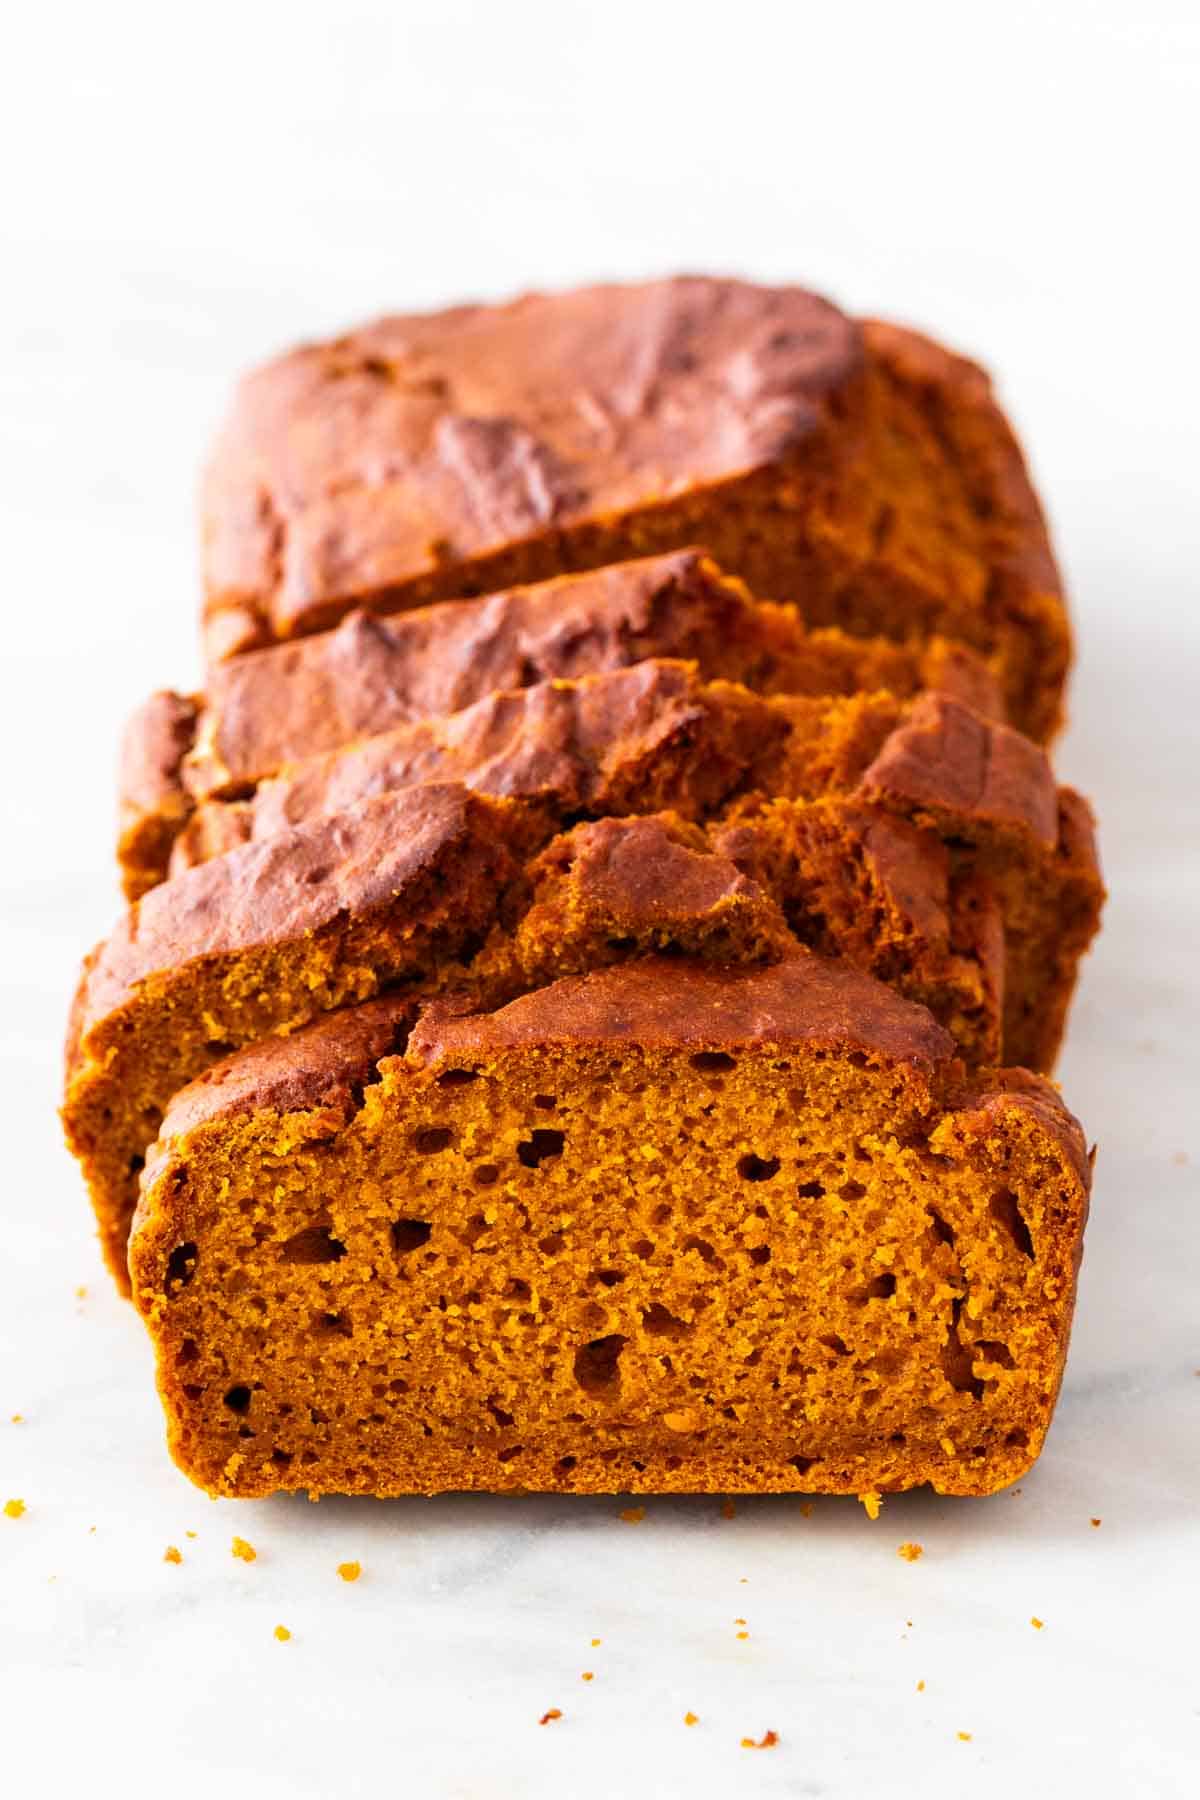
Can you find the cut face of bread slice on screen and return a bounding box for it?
[200,278,1069,738]
[118,549,1002,899]
[128,954,1092,1500]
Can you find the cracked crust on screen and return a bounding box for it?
[118,548,1002,898]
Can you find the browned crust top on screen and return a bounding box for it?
[201,276,862,640]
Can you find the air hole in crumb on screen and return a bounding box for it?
[652,1202,672,1226]
[472,1163,499,1187]
[748,1244,772,1266]
[165,1242,198,1294]
[412,1126,453,1155]
[573,1334,626,1396]
[557,1455,577,1472]
[682,1235,718,1264]
[790,1454,816,1474]
[840,1180,867,1201]
[594,1269,624,1288]
[797,1181,825,1199]
[738,1154,781,1182]
[497,1444,524,1463]
[538,1231,566,1256]
[631,1238,655,1260]
[819,1333,850,1357]
[128,1154,145,1177]
[487,1401,515,1428]
[313,1312,352,1338]
[690,1051,735,1073]
[1005,1427,1029,1449]
[176,1337,199,1365]
[281,1224,347,1265]
[224,1385,252,1415]
[503,1278,531,1302]
[517,1128,565,1168]
[975,1339,1016,1369]
[533,1094,557,1111]
[642,1304,690,1339]
[270,1448,292,1467]
[927,1209,956,1246]
[437,1069,477,1087]
[941,1302,984,1399]
[864,1272,896,1299]
[989,1188,1034,1259]
[391,1219,432,1256]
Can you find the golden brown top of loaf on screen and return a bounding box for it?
[201,276,861,649]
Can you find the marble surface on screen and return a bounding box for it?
[1,5,1197,1794]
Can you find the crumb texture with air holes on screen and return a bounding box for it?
[128,951,1090,1500]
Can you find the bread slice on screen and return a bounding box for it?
[200,278,1069,738]
[165,663,1102,1071]
[128,954,1091,1500]
[119,549,1001,898]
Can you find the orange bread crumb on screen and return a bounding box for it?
[538,1709,562,1726]
[1031,1615,1045,1629]
[231,1535,256,1562]
[741,1730,779,1749]
[684,1712,699,1727]
[619,1506,645,1525]
[1090,1517,1102,1528]
[958,1732,973,1742]
[274,1624,291,1641]
[898,1542,924,1561]
[4,1498,26,1519]
[337,1560,361,1582]
[917,1680,926,1693]
[860,1491,883,1519]
[581,1671,594,1682]
[163,1545,182,1564]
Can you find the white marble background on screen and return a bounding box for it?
[1,4,1197,1794]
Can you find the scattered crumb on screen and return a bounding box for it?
[799,1502,813,1519]
[684,1712,699,1727]
[957,1732,973,1742]
[720,1499,736,1520]
[231,1535,257,1562]
[274,1624,291,1642]
[740,1730,779,1750]
[898,1542,924,1562]
[736,1631,749,1641]
[581,1671,594,1682]
[734,1616,746,1624]
[163,1545,182,1565]
[185,1530,198,1539]
[1090,1518,1102,1528]
[88,1525,96,1535]
[538,1709,562,1726]
[4,1498,26,1519]
[1031,1616,1045,1630]
[619,1505,645,1524]
[10,1414,23,1424]
[337,1560,362,1582]
[75,1286,87,1299]
[917,1680,925,1693]
[906,1620,913,1627]
[859,1491,882,1520]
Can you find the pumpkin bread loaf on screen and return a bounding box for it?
[119,549,1001,899]
[128,953,1092,1500]
[200,278,1068,739]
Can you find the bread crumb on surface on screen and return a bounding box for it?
[898,1541,924,1561]
[720,1499,736,1519]
[740,1729,779,1749]
[917,1680,925,1693]
[618,1505,645,1524]
[10,1413,23,1423]
[185,1530,198,1539]
[859,1491,882,1520]
[4,1498,26,1519]
[957,1732,973,1742]
[538,1709,562,1726]
[684,1712,699,1727]
[581,1671,594,1681]
[231,1535,257,1562]
[337,1560,362,1582]
[75,1286,87,1299]
[1031,1616,1045,1629]
[736,1630,749,1640]
[274,1624,291,1642]
[1090,1517,1102,1528]
[590,1637,601,1647]
[799,1502,814,1518]
[163,1545,182,1564]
